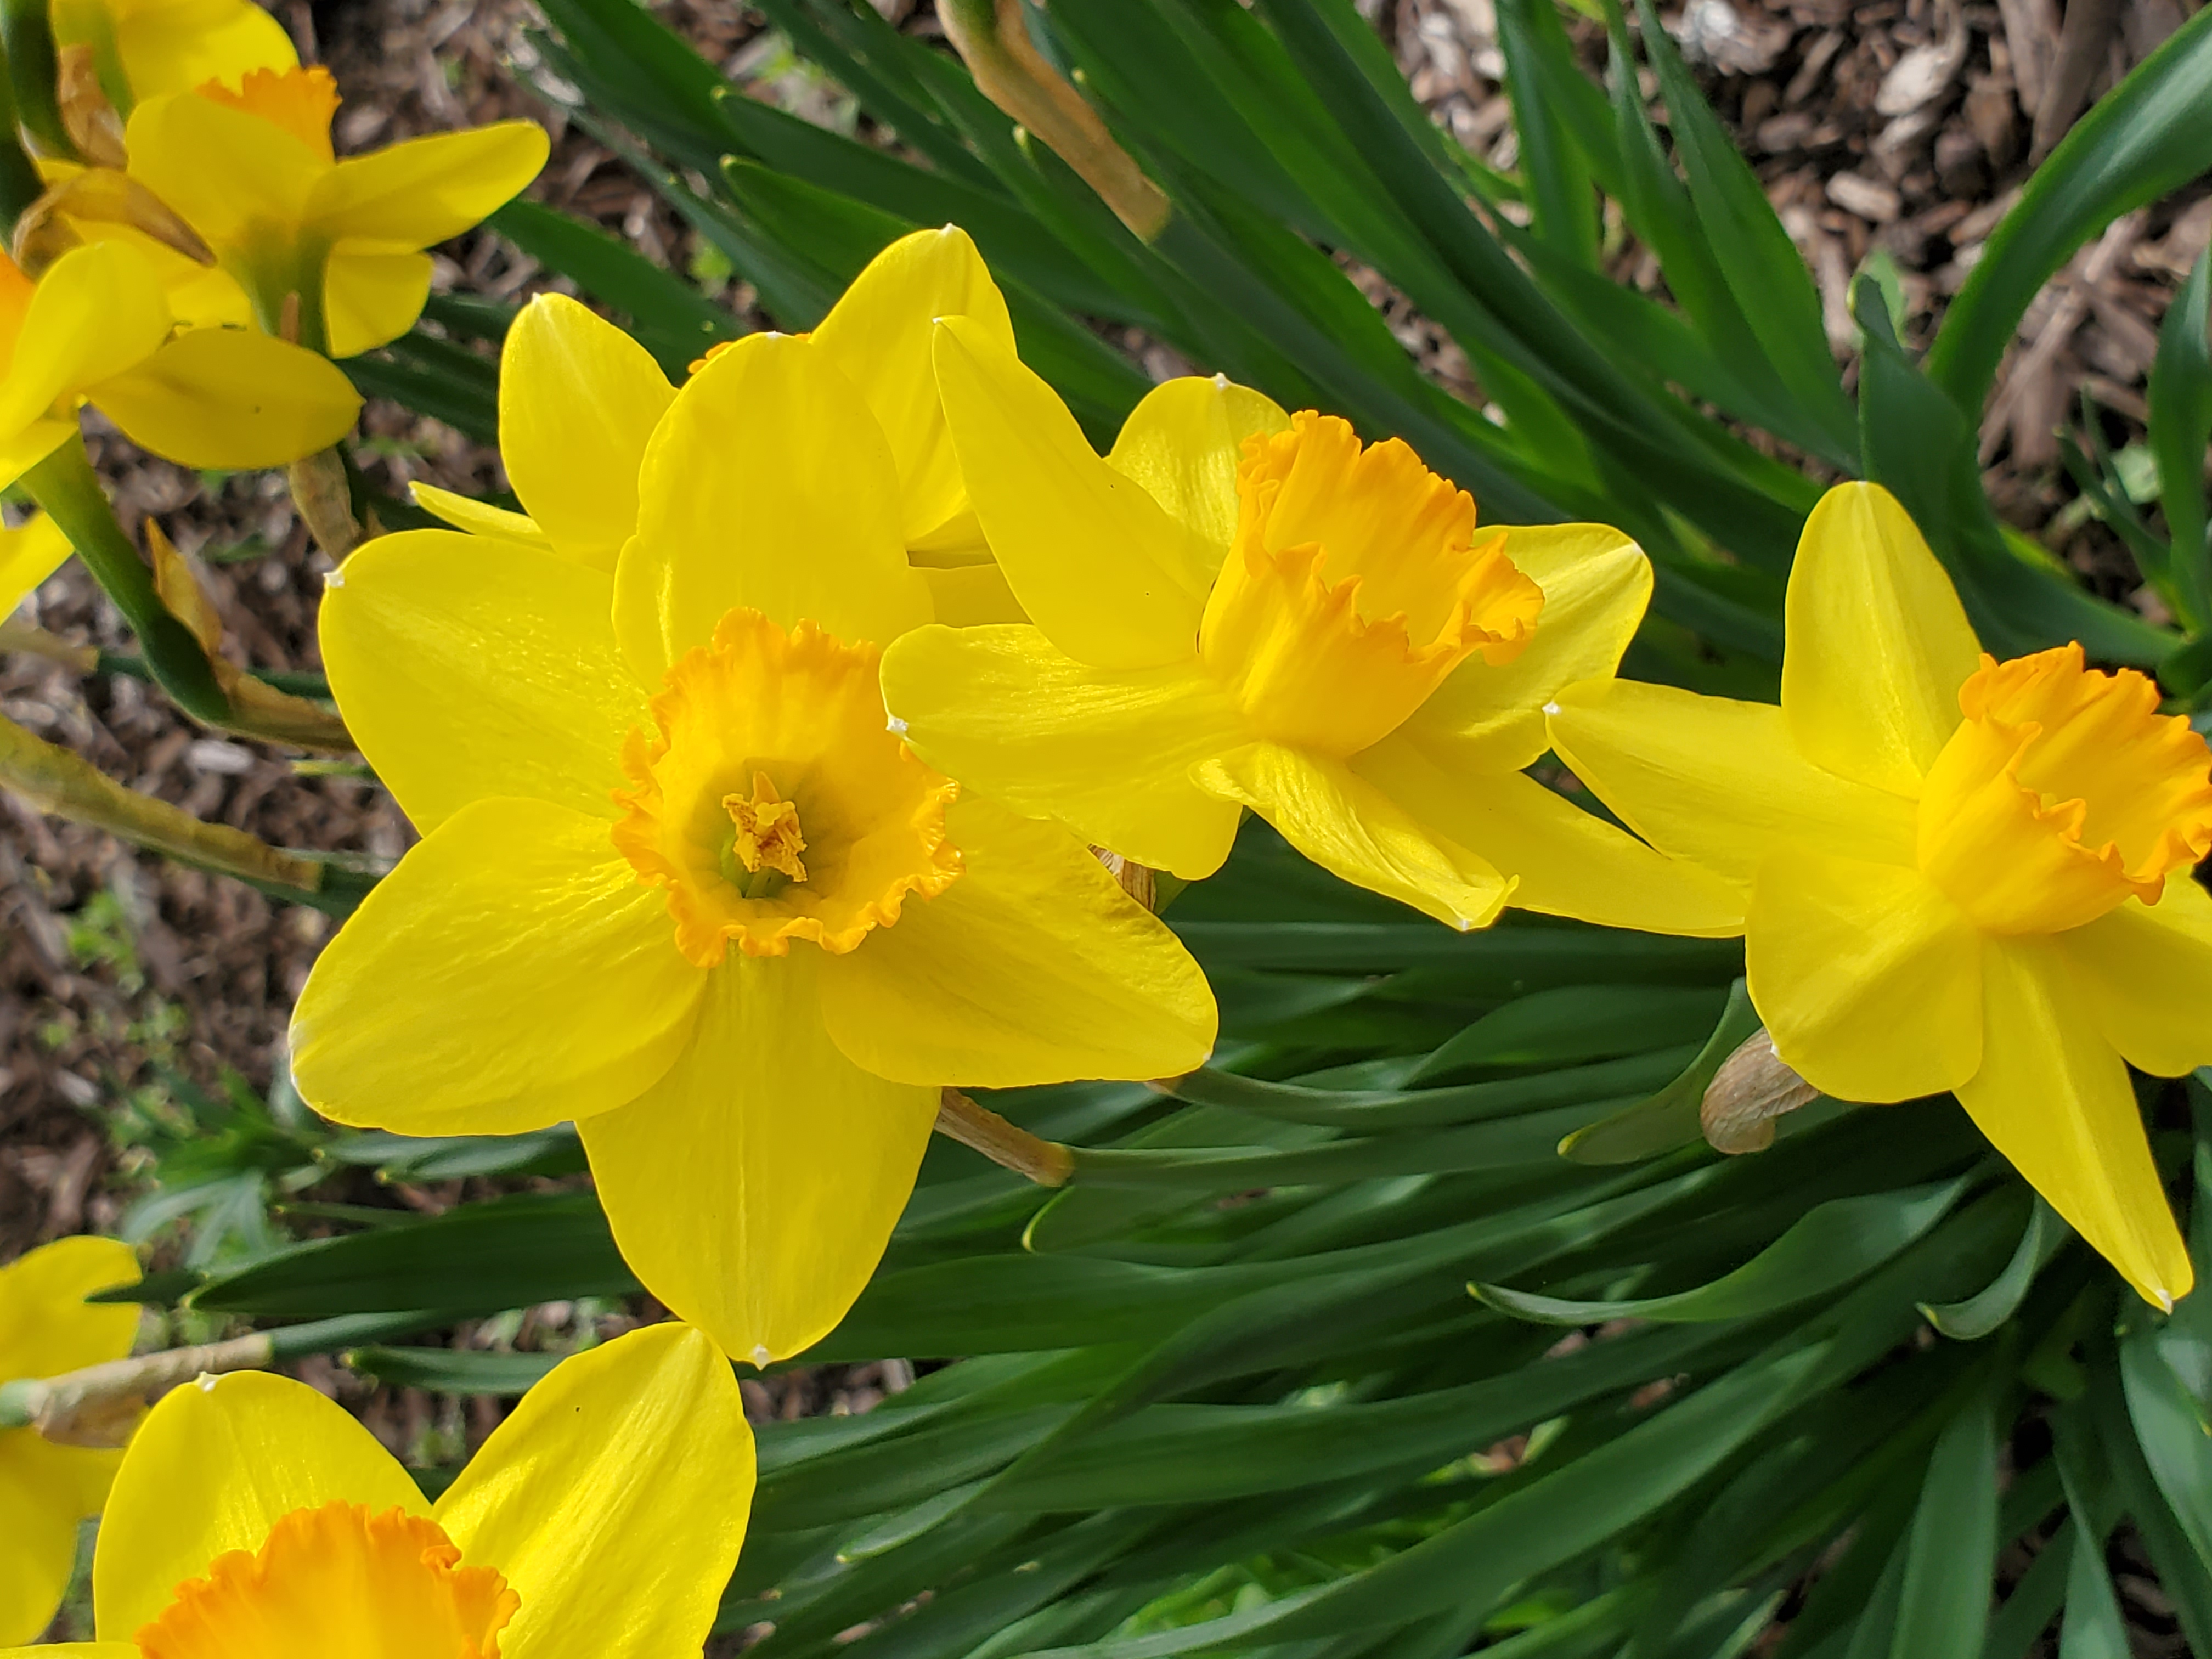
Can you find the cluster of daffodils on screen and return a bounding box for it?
[0,0,543,501]
[5,149,2210,1647]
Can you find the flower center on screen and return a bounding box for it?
[1916,644,2212,934]
[133,1502,516,1659]
[613,607,962,966]
[721,771,808,897]
[1197,412,1543,758]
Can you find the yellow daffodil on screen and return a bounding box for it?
[289,327,1216,1364]
[0,238,359,486]
[0,514,72,616]
[412,225,1027,623]
[48,0,296,112]
[1547,482,2212,1308]
[1,1235,140,1644]
[0,1322,751,1659]
[116,65,545,357]
[878,320,1740,934]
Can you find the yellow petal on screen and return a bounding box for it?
[93,1370,425,1641]
[881,623,1246,881]
[0,1235,140,1380]
[1197,741,1510,930]
[320,530,647,832]
[616,332,929,680]
[810,227,1013,547]
[0,514,71,617]
[290,799,706,1137]
[306,123,548,247]
[0,422,78,494]
[577,952,938,1365]
[499,295,673,572]
[0,241,169,439]
[1781,483,1982,797]
[321,247,431,358]
[88,326,361,468]
[125,90,319,248]
[1401,523,1651,773]
[110,0,299,98]
[408,484,552,551]
[0,1432,122,1643]
[1546,678,1917,889]
[819,793,1216,1086]
[1104,374,1290,562]
[917,562,1026,625]
[2060,878,2212,1077]
[933,315,1211,669]
[1959,940,2192,1310]
[0,1646,131,1656]
[1745,848,1983,1102]
[436,1325,753,1659]
[1350,741,1743,935]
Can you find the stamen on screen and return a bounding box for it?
[723,771,808,898]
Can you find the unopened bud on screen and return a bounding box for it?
[1701,1028,1818,1154]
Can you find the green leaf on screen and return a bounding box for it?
[1405,984,1731,1083]
[487,198,740,375]
[1626,0,1853,463]
[1927,5,2212,413]
[2120,1317,2212,1576]
[1475,1178,1971,1325]
[1560,979,1760,1164]
[189,1192,636,1318]
[2151,246,2212,629]
[2058,1523,2132,1659]
[1920,1194,2062,1340]
[1888,1386,1997,1659]
[343,1345,561,1395]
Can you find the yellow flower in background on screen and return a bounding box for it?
[1548,482,2212,1308]
[0,1322,751,1659]
[121,65,545,356]
[290,327,1215,1365]
[411,224,1026,623]
[0,514,72,617]
[0,1235,140,1645]
[44,0,295,124]
[880,319,1741,934]
[0,238,359,484]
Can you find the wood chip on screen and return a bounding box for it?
[1826,171,1903,221]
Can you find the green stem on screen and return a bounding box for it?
[22,436,232,725]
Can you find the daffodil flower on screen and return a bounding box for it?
[119,65,545,356]
[49,0,297,112]
[878,320,1740,934]
[1,1235,140,1644]
[1547,482,2212,1308]
[0,1322,751,1659]
[412,225,1028,624]
[289,328,1216,1364]
[0,238,359,487]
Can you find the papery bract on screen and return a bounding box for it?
[1549,481,2212,1308]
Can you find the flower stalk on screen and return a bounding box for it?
[935,1087,1075,1186]
[0,1331,275,1446]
